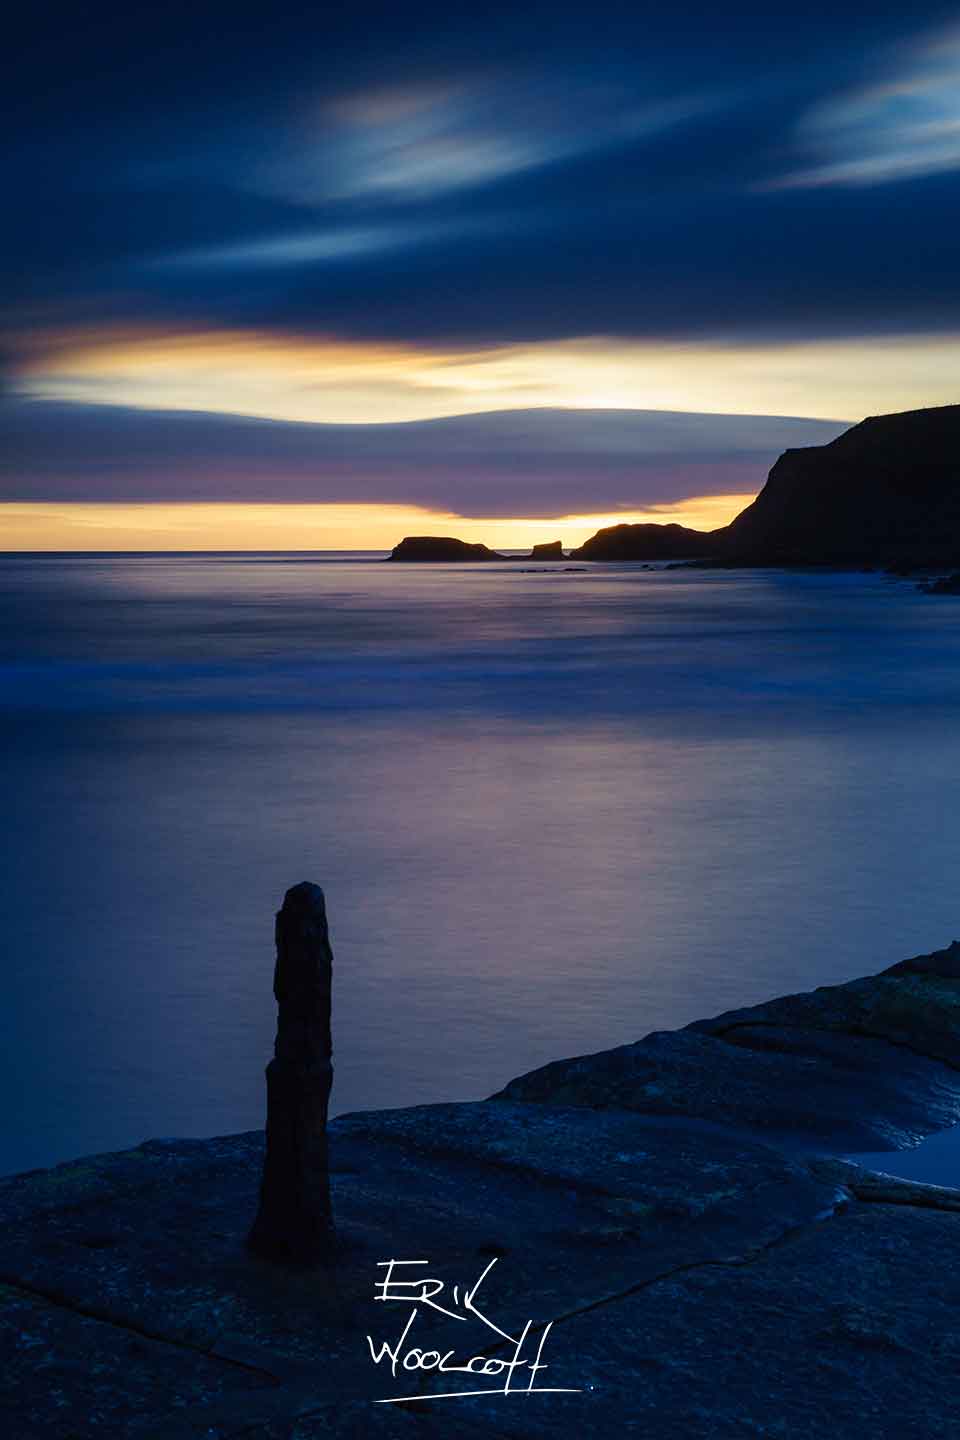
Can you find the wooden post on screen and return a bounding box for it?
[248,882,334,1265]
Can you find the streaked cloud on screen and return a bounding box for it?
[247,73,719,207]
[776,21,960,188]
[7,11,960,368]
[153,216,513,272]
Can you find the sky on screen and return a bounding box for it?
[4,1,960,548]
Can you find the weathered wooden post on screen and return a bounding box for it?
[248,882,334,1265]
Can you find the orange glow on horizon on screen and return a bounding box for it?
[0,495,754,552]
[13,322,960,425]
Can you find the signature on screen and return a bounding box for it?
[365,1258,581,1404]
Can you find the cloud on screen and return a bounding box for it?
[0,400,845,517]
[774,20,960,188]
[5,2,960,384]
[246,73,719,206]
[10,329,960,427]
[152,216,518,272]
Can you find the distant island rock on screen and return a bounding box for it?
[387,535,568,562]
[386,535,504,561]
[569,521,715,561]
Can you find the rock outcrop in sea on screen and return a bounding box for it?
[5,929,960,1435]
[387,537,572,562]
[569,521,715,561]
[385,535,505,561]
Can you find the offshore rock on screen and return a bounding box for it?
[385,535,504,561]
[570,521,716,561]
[529,540,565,560]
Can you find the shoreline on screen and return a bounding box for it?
[4,939,960,1434]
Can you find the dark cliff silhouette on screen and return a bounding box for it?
[721,404,960,566]
[577,405,960,565]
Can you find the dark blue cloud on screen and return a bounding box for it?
[4,1,960,368]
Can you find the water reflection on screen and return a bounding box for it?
[2,556,960,1175]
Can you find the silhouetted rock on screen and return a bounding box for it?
[919,572,960,595]
[382,405,960,574]
[724,403,960,566]
[386,535,504,561]
[564,404,960,570]
[248,882,334,1266]
[570,521,716,561]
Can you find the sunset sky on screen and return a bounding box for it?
[4,1,960,548]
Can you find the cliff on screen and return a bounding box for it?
[562,404,960,568]
[5,939,960,1435]
[721,403,960,566]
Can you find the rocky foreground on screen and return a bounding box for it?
[5,942,960,1437]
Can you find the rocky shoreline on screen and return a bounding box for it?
[386,404,960,574]
[4,940,960,1436]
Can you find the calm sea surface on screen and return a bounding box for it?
[3,553,960,1180]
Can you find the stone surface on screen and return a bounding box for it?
[418,1201,960,1439]
[494,938,960,1152]
[0,1110,837,1436]
[0,1278,277,1439]
[529,541,565,560]
[4,940,960,1435]
[249,884,334,1266]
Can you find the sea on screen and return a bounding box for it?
[3,552,960,1183]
